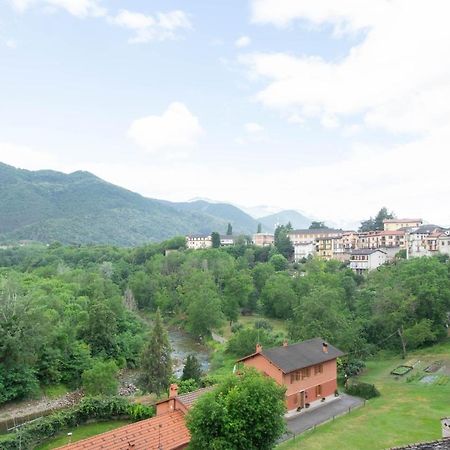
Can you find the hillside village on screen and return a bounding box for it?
[187,217,450,274]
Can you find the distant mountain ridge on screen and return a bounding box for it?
[0,163,262,246]
[257,210,312,232]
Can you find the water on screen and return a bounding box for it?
[168,329,210,378]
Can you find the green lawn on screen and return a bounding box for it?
[35,420,131,450]
[278,339,450,450]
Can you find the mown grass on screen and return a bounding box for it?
[278,339,450,450]
[35,420,131,450]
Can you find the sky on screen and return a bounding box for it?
[0,0,449,227]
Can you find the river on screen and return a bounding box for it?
[168,328,210,378]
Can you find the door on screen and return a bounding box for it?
[299,390,305,408]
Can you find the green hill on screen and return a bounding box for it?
[0,163,258,246]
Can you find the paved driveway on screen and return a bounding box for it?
[279,394,364,442]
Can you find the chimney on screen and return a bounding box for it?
[322,342,328,354]
[283,340,288,347]
[256,343,262,353]
[169,383,178,398]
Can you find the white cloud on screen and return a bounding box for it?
[5,39,17,49]
[110,9,191,43]
[250,0,388,32]
[235,35,251,48]
[245,122,263,133]
[9,0,106,17]
[0,142,61,170]
[243,0,450,136]
[128,102,203,154]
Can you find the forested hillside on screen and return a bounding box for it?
[0,163,259,245]
[1,239,449,405]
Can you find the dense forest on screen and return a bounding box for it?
[1,238,449,405]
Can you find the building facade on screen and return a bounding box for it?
[349,248,387,274]
[238,338,344,412]
[383,218,423,231]
[252,233,275,247]
[185,234,212,249]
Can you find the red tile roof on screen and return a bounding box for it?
[58,411,190,450]
[176,386,214,407]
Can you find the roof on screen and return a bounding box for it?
[383,218,422,223]
[186,234,211,239]
[289,228,342,235]
[176,386,214,407]
[238,338,344,373]
[351,248,387,255]
[59,411,190,450]
[390,438,450,449]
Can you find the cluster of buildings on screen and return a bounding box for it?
[276,218,449,274]
[186,218,450,275]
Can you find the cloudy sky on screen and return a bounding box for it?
[1,0,449,226]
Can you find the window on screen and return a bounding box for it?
[314,364,323,375]
[295,371,300,381]
[290,373,295,384]
[301,367,310,379]
[315,385,322,397]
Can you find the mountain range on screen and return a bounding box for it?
[0,163,312,246]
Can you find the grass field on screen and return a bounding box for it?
[278,339,450,450]
[35,420,131,450]
[219,314,287,339]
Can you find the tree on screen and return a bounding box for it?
[182,354,202,382]
[309,221,328,229]
[269,254,288,271]
[187,368,286,450]
[84,300,118,357]
[82,360,118,396]
[260,273,296,319]
[182,271,224,338]
[140,309,172,395]
[359,207,394,232]
[226,223,233,236]
[274,224,294,259]
[211,232,221,248]
[257,223,262,233]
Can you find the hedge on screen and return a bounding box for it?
[0,396,155,450]
[345,381,380,399]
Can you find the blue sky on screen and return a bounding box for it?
[1,0,449,226]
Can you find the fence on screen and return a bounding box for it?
[278,399,366,444]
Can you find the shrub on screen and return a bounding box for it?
[2,396,153,449]
[345,381,380,399]
[82,360,119,396]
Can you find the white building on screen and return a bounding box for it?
[406,225,444,258]
[186,234,212,249]
[293,241,317,261]
[349,249,387,275]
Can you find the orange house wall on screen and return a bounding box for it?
[242,354,284,384]
[243,356,338,410]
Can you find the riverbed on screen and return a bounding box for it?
[168,328,210,377]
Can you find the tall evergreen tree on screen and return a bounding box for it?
[140,309,172,395]
[257,223,262,233]
[211,231,221,248]
[226,223,233,235]
[181,354,202,382]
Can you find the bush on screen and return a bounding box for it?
[2,396,153,449]
[82,360,119,396]
[345,381,380,399]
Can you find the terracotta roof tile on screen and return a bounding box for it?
[58,411,190,450]
[176,386,214,407]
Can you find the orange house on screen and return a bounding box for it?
[238,338,344,412]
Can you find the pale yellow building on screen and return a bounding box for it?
[383,218,422,231]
